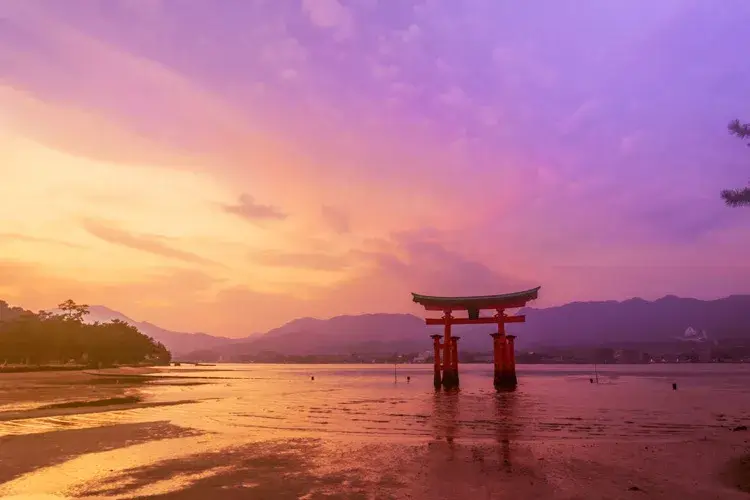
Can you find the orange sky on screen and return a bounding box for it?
[1,1,748,336]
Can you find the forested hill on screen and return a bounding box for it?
[0,299,171,367]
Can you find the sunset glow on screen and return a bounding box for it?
[1,0,749,335]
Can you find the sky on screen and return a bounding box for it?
[1,0,749,336]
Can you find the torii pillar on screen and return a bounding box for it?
[430,334,442,389]
[441,311,458,389]
[451,336,460,387]
[492,313,517,390]
[491,332,505,389]
[505,335,518,387]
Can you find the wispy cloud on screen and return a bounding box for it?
[222,194,287,221]
[437,86,471,109]
[383,228,536,296]
[320,205,350,234]
[82,219,216,266]
[0,233,82,248]
[301,0,354,41]
[249,250,349,271]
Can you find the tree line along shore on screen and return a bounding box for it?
[0,299,171,371]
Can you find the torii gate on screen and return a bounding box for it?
[411,287,540,390]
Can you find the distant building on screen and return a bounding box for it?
[411,350,433,363]
[473,354,494,363]
[614,349,644,364]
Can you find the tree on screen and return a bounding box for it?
[58,299,90,323]
[0,298,171,367]
[720,119,750,207]
[37,310,54,321]
[0,301,31,322]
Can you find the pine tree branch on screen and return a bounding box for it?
[728,119,750,145]
[721,186,750,207]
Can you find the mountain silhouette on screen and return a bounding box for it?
[17,294,750,358]
[518,295,750,347]
[76,306,242,355]
[183,294,750,360]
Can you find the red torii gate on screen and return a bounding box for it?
[412,287,540,390]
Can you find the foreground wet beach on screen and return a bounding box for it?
[0,364,748,499]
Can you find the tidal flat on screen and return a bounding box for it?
[0,364,748,499]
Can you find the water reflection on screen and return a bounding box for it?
[2,364,750,498]
[494,390,519,471]
[431,389,460,452]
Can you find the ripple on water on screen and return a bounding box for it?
[1,364,749,499]
[1,364,749,444]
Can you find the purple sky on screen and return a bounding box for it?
[0,0,749,334]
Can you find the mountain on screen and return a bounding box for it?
[182,294,750,360]
[78,306,242,355]
[230,314,431,355]
[15,294,750,360]
[517,295,750,347]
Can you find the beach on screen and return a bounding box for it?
[0,364,748,499]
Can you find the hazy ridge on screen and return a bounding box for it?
[58,295,750,358]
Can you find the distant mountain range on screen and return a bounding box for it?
[47,295,750,359]
[72,306,244,355]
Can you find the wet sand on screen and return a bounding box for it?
[0,364,748,499]
[0,368,156,408]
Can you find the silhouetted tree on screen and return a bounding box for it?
[58,299,90,323]
[0,299,170,367]
[0,301,31,322]
[721,119,750,207]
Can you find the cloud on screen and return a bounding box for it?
[431,58,451,75]
[260,36,307,65]
[0,86,195,170]
[222,194,287,221]
[271,228,542,320]
[82,219,216,266]
[320,205,350,233]
[371,62,400,80]
[0,258,224,331]
[120,0,165,20]
[280,68,299,81]
[389,81,420,97]
[559,99,603,136]
[249,250,349,271]
[476,106,499,127]
[549,264,750,305]
[437,86,471,108]
[491,46,558,89]
[0,233,82,248]
[0,4,270,173]
[327,228,535,302]
[383,229,536,296]
[630,197,743,244]
[301,0,354,40]
[398,24,421,44]
[619,132,643,155]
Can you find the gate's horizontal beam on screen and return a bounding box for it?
[425,315,525,326]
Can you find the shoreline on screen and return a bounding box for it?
[0,367,191,413]
[0,364,167,374]
[0,398,198,424]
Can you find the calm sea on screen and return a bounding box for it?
[2,364,750,499]
[3,363,748,441]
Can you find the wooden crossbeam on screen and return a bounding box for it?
[425,315,525,326]
[420,300,529,311]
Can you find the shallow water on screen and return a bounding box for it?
[2,364,748,440]
[1,364,749,499]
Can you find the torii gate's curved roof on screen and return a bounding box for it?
[411,286,540,311]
